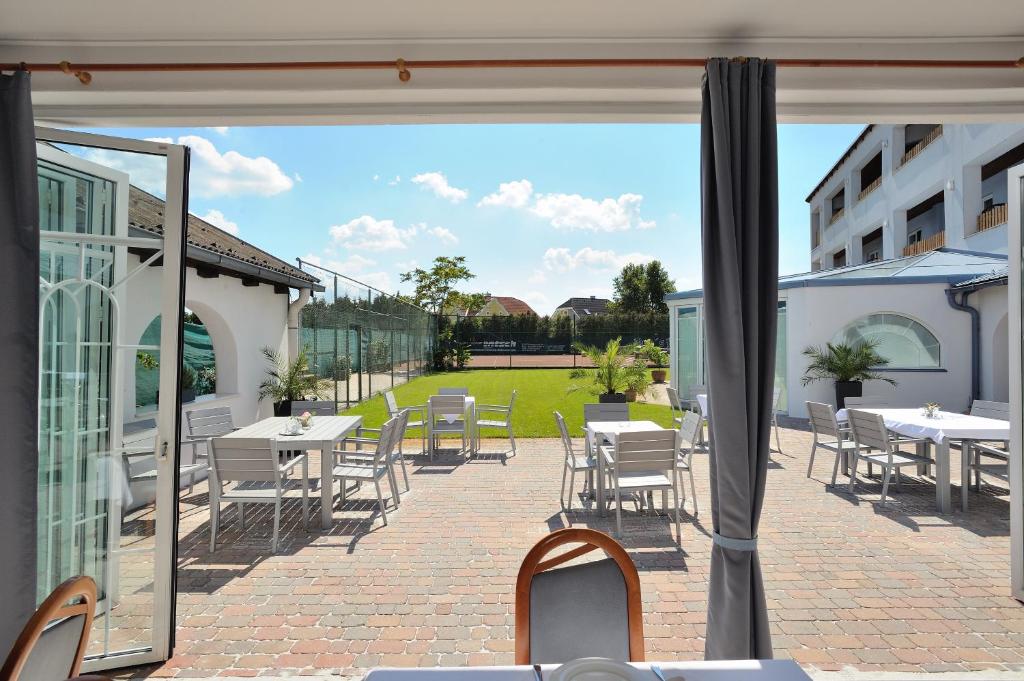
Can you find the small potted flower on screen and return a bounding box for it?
[923,402,941,418]
[298,411,314,429]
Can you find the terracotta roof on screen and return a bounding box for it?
[128,186,319,288]
[486,296,537,316]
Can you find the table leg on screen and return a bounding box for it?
[936,439,951,514]
[597,445,606,517]
[321,439,333,530]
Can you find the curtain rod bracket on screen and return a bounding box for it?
[58,60,92,85]
[1016,57,1024,69]
[396,58,411,83]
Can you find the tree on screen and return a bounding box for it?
[399,256,488,314]
[611,260,676,313]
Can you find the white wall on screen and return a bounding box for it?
[976,284,1011,403]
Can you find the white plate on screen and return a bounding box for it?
[549,658,646,681]
[278,431,303,436]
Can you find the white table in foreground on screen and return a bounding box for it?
[834,407,1009,513]
[364,659,811,681]
[224,415,362,529]
[584,420,667,517]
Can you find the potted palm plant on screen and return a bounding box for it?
[637,339,670,383]
[569,337,638,403]
[801,339,897,409]
[623,361,652,402]
[258,347,331,416]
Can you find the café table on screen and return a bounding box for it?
[365,659,812,681]
[223,415,362,529]
[584,419,669,517]
[834,407,1009,513]
[427,395,477,458]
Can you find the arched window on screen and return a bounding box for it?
[135,308,217,410]
[832,313,940,369]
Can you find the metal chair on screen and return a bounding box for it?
[385,390,426,454]
[290,399,336,416]
[805,401,865,484]
[0,576,96,681]
[846,409,932,504]
[427,394,469,459]
[208,437,308,553]
[475,390,518,457]
[438,387,469,396]
[960,400,1010,509]
[555,411,595,510]
[583,403,630,497]
[338,409,411,497]
[601,429,681,539]
[665,386,684,421]
[333,415,401,525]
[514,528,644,665]
[674,410,701,516]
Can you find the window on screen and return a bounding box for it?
[983,193,994,211]
[136,308,217,410]
[832,313,940,369]
[908,229,922,245]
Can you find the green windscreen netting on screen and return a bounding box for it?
[135,316,217,409]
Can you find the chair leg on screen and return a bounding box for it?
[209,499,219,553]
[774,418,782,454]
[568,467,576,511]
[894,466,902,491]
[375,478,388,526]
[672,482,681,542]
[848,456,860,493]
[238,502,245,530]
[806,440,817,478]
[830,449,842,487]
[560,462,569,509]
[272,498,281,553]
[614,484,622,536]
[398,451,411,492]
[389,466,401,508]
[509,428,517,457]
[880,466,892,504]
[301,457,309,529]
[688,465,698,516]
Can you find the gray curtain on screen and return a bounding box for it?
[700,57,778,660]
[0,70,39,659]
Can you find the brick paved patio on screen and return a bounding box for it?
[119,424,1022,678]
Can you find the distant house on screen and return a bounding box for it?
[474,296,538,317]
[552,296,611,320]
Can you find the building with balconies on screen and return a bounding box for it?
[807,124,1024,270]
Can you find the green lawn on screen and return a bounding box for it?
[342,369,676,437]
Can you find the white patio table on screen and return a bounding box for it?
[584,420,667,517]
[223,415,362,529]
[834,407,1009,513]
[427,396,477,457]
[365,659,811,681]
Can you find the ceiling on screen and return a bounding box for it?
[2,0,1023,125]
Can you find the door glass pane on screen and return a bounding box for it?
[775,302,788,412]
[676,306,701,400]
[37,141,172,661]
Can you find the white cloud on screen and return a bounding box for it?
[82,144,168,195]
[199,209,240,235]
[411,171,468,203]
[478,179,533,208]
[293,172,303,183]
[328,215,418,251]
[527,269,547,285]
[210,127,230,135]
[542,246,656,273]
[301,252,392,291]
[178,135,294,198]
[520,290,551,313]
[425,226,458,245]
[373,174,381,182]
[388,175,401,186]
[531,192,655,232]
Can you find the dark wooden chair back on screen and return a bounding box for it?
[0,575,97,681]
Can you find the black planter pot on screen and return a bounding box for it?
[181,388,196,403]
[834,381,862,410]
[599,392,627,404]
[273,400,293,417]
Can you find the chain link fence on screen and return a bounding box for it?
[297,260,436,409]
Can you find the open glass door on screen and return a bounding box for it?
[1009,160,1024,603]
[35,128,188,669]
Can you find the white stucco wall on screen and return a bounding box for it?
[668,279,1009,420]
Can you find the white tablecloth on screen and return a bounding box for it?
[834,408,1008,444]
[696,393,708,417]
[365,659,810,681]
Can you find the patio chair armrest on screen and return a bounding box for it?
[972,441,1009,457]
[280,454,307,473]
[477,404,510,411]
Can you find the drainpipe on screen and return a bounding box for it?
[287,288,311,362]
[945,277,1006,404]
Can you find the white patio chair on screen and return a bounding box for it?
[582,402,630,464]
[600,429,681,539]
[475,390,518,457]
[840,396,929,475]
[184,406,239,468]
[805,401,860,484]
[846,409,932,504]
[962,441,1009,510]
[428,394,469,459]
[438,387,469,396]
[666,386,684,420]
[208,437,308,553]
[338,408,411,496]
[554,411,595,510]
[385,390,426,454]
[121,419,205,502]
[674,410,701,516]
[290,399,336,416]
[333,415,401,525]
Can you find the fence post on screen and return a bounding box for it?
[572,316,576,368]
[508,314,513,369]
[333,275,339,411]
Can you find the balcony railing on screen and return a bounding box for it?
[900,125,943,167]
[976,204,1008,233]
[857,176,881,202]
[902,230,945,257]
[828,208,845,226]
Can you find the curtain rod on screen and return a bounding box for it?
[6,56,1024,85]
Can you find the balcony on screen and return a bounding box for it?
[827,207,845,226]
[900,125,943,167]
[977,203,1008,233]
[902,230,945,256]
[857,176,881,202]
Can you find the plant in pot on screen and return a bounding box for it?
[258,347,331,416]
[180,365,197,403]
[568,337,639,403]
[637,339,670,383]
[623,361,652,403]
[801,339,896,409]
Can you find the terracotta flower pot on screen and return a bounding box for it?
[624,389,638,402]
[651,369,667,383]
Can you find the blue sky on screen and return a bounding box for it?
[84,123,863,314]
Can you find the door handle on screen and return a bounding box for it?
[159,440,169,460]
